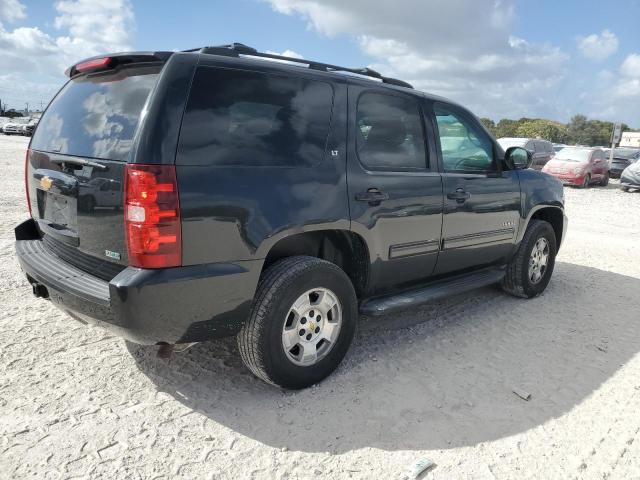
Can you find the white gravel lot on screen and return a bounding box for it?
[1,134,640,479]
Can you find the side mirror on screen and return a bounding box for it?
[505,146,533,170]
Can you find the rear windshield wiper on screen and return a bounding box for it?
[51,158,108,171]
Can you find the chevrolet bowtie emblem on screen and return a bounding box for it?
[40,176,53,191]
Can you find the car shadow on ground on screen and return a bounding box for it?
[126,262,640,452]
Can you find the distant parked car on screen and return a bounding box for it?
[542,147,610,187]
[498,138,555,170]
[553,143,567,152]
[3,122,23,135]
[21,121,38,136]
[620,160,640,192]
[609,148,640,178]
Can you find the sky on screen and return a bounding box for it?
[1,0,639,126]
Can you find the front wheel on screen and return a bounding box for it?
[580,174,591,188]
[501,220,557,298]
[238,256,357,389]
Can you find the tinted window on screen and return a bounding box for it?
[177,67,333,167]
[434,105,495,173]
[31,66,160,161]
[356,92,426,170]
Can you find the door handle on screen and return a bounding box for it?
[355,188,389,205]
[447,188,470,203]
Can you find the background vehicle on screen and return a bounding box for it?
[15,44,567,389]
[542,147,609,187]
[620,161,640,192]
[2,117,30,135]
[609,148,640,178]
[553,143,568,152]
[498,137,555,169]
[3,121,23,135]
[21,120,38,136]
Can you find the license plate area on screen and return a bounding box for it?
[36,189,79,245]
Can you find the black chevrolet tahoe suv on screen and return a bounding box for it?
[15,43,567,389]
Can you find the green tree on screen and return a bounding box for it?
[494,119,520,138]
[479,117,496,135]
[514,119,568,143]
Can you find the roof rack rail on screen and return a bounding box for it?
[189,43,414,89]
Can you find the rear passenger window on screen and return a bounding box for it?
[177,67,333,167]
[356,92,427,170]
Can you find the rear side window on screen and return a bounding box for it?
[31,66,160,161]
[177,67,334,167]
[356,92,427,170]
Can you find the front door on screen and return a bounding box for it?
[430,102,522,276]
[347,86,443,294]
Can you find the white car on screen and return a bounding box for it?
[2,122,23,135]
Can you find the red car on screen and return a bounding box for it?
[541,147,610,187]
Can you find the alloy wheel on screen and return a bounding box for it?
[528,237,550,284]
[281,288,342,366]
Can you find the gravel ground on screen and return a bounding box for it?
[1,134,640,479]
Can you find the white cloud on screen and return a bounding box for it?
[0,0,26,23]
[577,29,619,61]
[620,53,640,78]
[0,0,134,110]
[266,0,567,120]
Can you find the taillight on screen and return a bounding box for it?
[25,149,32,216]
[124,164,181,268]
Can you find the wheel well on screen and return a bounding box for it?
[531,208,564,249]
[263,230,370,297]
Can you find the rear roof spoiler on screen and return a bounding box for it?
[65,51,174,78]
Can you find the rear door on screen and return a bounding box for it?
[430,102,521,276]
[27,64,162,274]
[347,87,443,293]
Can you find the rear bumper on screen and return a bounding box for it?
[621,180,640,189]
[15,219,261,345]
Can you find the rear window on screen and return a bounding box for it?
[31,66,160,161]
[177,67,334,167]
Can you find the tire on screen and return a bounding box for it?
[501,220,557,299]
[580,174,590,188]
[238,256,357,389]
[621,186,629,192]
[600,172,609,186]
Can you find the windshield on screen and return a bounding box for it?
[31,65,160,161]
[613,148,640,160]
[498,138,527,149]
[555,147,592,162]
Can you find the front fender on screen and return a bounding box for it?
[516,169,566,247]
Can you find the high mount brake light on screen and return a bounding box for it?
[124,164,181,268]
[75,57,112,73]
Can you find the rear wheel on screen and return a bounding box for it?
[600,172,609,186]
[238,256,357,389]
[501,220,557,298]
[621,186,630,192]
